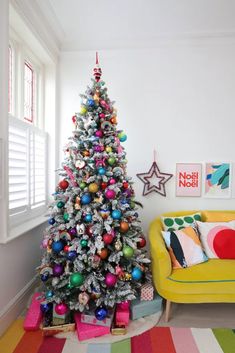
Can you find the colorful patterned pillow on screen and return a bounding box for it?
[196,221,235,259]
[161,227,207,269]
[161,213,201,231]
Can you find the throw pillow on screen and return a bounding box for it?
[161,212,201,231]
[196,221,235,259]
[203,211,235,222]
[162,226,207,269]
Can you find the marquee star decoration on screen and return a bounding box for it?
[137,160,173,197]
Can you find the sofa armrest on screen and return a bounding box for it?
[149,218,172,289]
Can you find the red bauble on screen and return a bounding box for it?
[123,181,129,189]
[137,237,147,248]
[103,233,113,245]
[101,182,108,190]
[59,179,69,190]
[72,115,76,123]
[64,245,70,252]
[86,226,93,237]
[99,248,108,259]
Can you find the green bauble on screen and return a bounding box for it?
[123,245,134,259]
[107,157,116,166]
[57,201,65,208]
[80,239,88,248]
[79,182,87,190]
[63,213,69,221]
[70,272,84,287]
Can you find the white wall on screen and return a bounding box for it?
[59,39,235,232]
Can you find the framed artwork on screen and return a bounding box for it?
[204,162,232,198]
[176,163,202,197]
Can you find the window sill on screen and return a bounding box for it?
[4,215,47,243]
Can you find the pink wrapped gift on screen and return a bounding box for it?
[23,292,43,331]
[117,301,130,310]
[81,309,114,327]
[115,305,130,326]
[140,282,154,301]
[74,313,110,341]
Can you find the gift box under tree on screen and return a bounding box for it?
[131,294,162,320]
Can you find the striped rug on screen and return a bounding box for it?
[1,318,235,353]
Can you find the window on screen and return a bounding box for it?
[8,33,48,228]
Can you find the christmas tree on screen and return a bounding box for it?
[39,54,150,322]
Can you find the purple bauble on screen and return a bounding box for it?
[41,239,48,249]
[105,273,117,287]
[55,303,68,315]
[69,227,77,237]
[95,130,103,138]
[53,264,64,277]
[94,145,102,152]
[105,189,116,200]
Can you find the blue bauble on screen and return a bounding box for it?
[48,218,55,225]
[52,240,64,253]
[119,134,127,142]
[131,267,143,281]
[40,302,52,313]
[87,99,95,107]
[67,250,77,261]
[111,210,122,220]
[98,167,106,175]
[81,193,92,205]
[95,306,108,321]
[40,272,49,282]
[84,214,92,222]
[45,290,53,298]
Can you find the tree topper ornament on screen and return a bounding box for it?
[137,150,173,197]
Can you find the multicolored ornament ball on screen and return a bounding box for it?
[59,179,69,190]
[95,307,108,320]
[70,272,84,287]
[111,209,122,220]
[119,221,129,233]
[81,193,92,205]
[88,183,99,193]
[57,201,65,209]
[123,245,134,259]
[105,189,116,200]
[99,209,110,219]
[131,267,143,281]
[53,264,64,277]
[98,167,106,175]
[55,303,69,315]
[48,217,55,225]
[105,273,117,287]
[52,241,63,253]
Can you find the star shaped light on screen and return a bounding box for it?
[137,161,173,197]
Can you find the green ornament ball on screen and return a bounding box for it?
[57,201,65,208]
[79,182,87,190]
[107,157,116,166]
[70,272,84,287]
[123,245,134,259]
[80,239,88,248]
[63,213,69,222]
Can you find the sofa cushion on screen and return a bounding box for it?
[162,227,207,269]
[203,211,235,222]
[161,212,201,231]
[196,221,235,259]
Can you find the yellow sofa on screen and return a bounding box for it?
[149,210,235,321]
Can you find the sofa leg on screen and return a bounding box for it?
[165,300,171,322]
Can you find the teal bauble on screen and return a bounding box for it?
[63,213,69,222]
[70,272,84,287]
[131,267,143,281]
[111,210,122,220]
[80,239,88,248]
[57,201,65,208]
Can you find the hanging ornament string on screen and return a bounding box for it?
[137,149,173,197]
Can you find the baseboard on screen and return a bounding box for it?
[0,276,38,336]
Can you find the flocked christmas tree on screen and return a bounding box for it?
[39,54,150,321]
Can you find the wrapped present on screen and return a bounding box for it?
[24,292,43,331]
[74,313,110,341]
[111,323,127,335]
[115,303,130,326]
[140,282,154,301]
[42,323,75,336]
[81,308,114,327]
[131,294,162,320]
[52,304,70,326]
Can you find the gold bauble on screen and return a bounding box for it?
[88,182,99,193]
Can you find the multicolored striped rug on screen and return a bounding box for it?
[1,318,235,353]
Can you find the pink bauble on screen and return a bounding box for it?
[109,178,116,185]
[94,145,102,152]
[99,113,105,119]
[55,303,68,315]
[95,130,103,138]
[100,100,106,107]
[105,273,117,287]
[105,189,116,199]
[42,239,48,249]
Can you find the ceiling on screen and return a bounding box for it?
[36,0,235,51]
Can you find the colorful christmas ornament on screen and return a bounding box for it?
[52,241,63,253]
[103,233,113,245]
[81,193,92,205]
[63,213,69,222]
[119,221,129,233]
[70,272,84,287]
[105,189,116,199]
[79,182,87,190]
[101,182,108,190]
[40,302,52,313]
[109,178,116,185]
[137,237,147,248]
[107,157,116,166]
[105,273,117,287]
[72,115,76,123]
[131,267,143,281]
[118,131,127,142]
[67,250,77,261]
[57,201,65,209]
[59,179,69,190]
[99,208,110,219]
[115,240,122,251]
[105,146,112,153]
[111,209,122,219]
[93,52,102,82]
[53,264,64,277]
[87,98,95,107]
[95,130,103,138]
[55,303,69,315]
[64,245,70,252]
[45,290,53,298]
[84,214,92,222]
[80,106,87,115]
[48,218,55,225]
[122,181,129,189]
[98,167,106,175]
[78,292,90,305]
[40,273,49,282]
[95,307,108,320]
[83,150,90,157]
[69,227,77,237]
[80,239,88,248]
[88,182,99,193]
[123,245,134,259]
[98,248,108,259]
[75,159,86,169]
